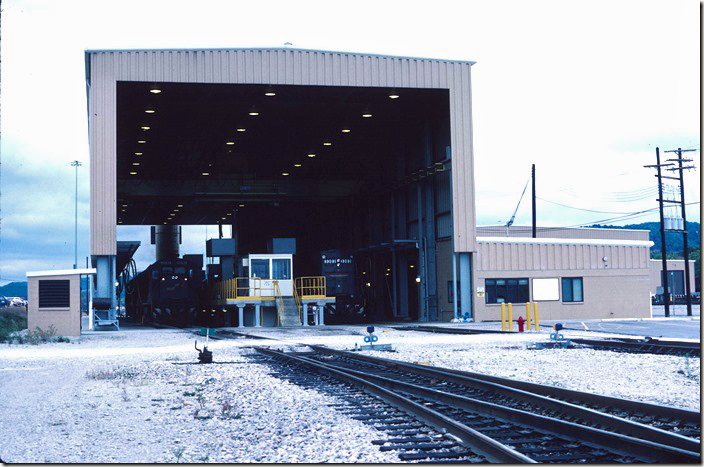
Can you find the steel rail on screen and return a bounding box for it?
[308,344,700,452]
[254,347,535,463]
[294,350,699,463]
[571,338,701,357]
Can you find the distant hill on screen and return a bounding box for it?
[588,221,700,255]
[0,282,27,298]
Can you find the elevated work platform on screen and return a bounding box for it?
[212,276,334,327]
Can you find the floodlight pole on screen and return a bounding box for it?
[71,161,82,269]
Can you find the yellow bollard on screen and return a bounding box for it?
[526,302,532,331]
[533,302,539,331]
[508,303,513,332]
[501,303,506,332]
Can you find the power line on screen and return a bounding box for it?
[536,197,637,214]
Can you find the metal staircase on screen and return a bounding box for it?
[278,296,301,326]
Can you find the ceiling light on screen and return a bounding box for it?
[202,172,210,176]
[137,140,146,144]
[264,87,276,97]
[362,111,372,118]
[282,172,290,176]
[341,128,351,133]
[323,142,332,146]
[122,204,128,207]
[226,141,235,145]
[307,153,316,158]
[134,152,143,156]
[150,89,161,94]
[389,89,400,99]
[145,109,155,114]
[141,126,150,131]
[129,171,138,175]
[227,213,232,216]
[173,209,179,212]
[222,217,227,220]
[177,204,183,207]
[132,162,140,166]
[239,204,245,207]
[294,163,302,167]
[248,106,259,116]
[236,128,246,132]
[121,209,126,212]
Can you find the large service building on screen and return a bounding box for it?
[85,48,655,328]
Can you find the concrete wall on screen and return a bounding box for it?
[27,274,81,337]
[472,236,653,322]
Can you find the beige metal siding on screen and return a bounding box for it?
[475,241,650,272]
[87,49,476,256]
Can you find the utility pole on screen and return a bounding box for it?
[644,148,672,317]
[71,160,82,269]
[664,147,697,317]
[531,164,536,238]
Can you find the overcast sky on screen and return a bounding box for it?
[0,0,700,284]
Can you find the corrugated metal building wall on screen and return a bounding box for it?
[86,48,476,256]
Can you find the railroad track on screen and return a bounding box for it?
[253,345,700,463]
[571,337,701,357]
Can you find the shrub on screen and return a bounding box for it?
[0,313,27,342]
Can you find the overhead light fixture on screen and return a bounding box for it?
[177,204,183,208]
[264,86,276,97]
[248,106,259,116]
[129,171,138,175]
[307,153,316,158]
[226,212,232,216]
[388,89,400,99]
[323,141,332,146]
[132,162,140,166]
[122,204,128,207]
[149,85,162,94]
[361,108,372,118]
[145,109,155,114]
[137,140,146,144]
[341,128,351,133]
[282,172,290,176]
[226,141,235,145]
[236,128,246,132]
[134,152,143,156]
[202,172,210,176]
[293,163,302,167]
[239,204,245,207]
[141,126,150,131]
[173,209,179,212]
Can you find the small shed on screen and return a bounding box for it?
[26,269,96,337]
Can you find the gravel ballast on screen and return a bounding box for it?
[0,326,699,463]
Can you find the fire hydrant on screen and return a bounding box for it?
[517,315,525,332]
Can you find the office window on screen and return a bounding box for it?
[38,280,70,308]
[485,278,529,304]
[562,277,583,302]
[272,258,291,280]
[250,259,270,279]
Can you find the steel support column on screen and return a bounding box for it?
[459,253,472,320]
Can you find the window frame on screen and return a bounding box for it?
[561,277,584,303]
[484,277,529,305]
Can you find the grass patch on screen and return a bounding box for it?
[85,366,140,380]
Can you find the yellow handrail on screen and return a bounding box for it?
[292,283,302,324]
[273,280,284,326]
[295,276,327,299]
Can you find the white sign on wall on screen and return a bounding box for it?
[532,278,560,301]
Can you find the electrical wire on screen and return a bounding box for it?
[536,197,638,214]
